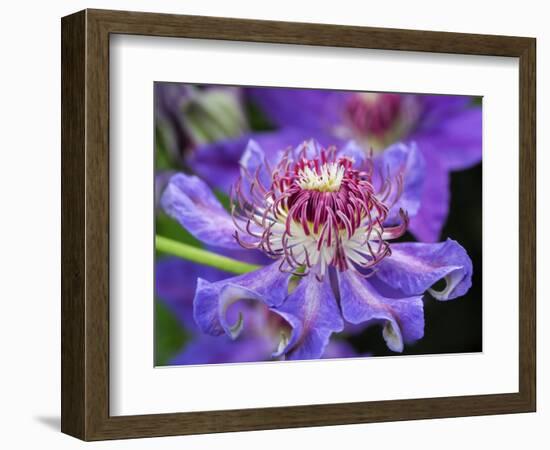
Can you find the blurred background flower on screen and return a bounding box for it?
[155,83,249,168]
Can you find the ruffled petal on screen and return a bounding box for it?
[275,273,344,360]
[375,239,473,301]
[160,173,241,249]
[407,152,450,242]
[193,262,292,337]
[375,142,425,222]
[338,271,424,352]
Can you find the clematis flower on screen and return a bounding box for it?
[162,140,473,360]
[190,89,482,242]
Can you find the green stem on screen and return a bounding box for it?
[155,235,260,275]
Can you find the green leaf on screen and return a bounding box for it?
[155,126,180,171]
[471,96,482,106]
[245,99,276,131]
[214,189,231,211]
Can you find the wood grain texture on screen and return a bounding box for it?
[518,38,536,409]
[61,8,537,441]
[61,10,86,438]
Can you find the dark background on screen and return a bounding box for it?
[349,163,483,356]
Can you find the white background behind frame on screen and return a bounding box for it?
[109,34,519,416]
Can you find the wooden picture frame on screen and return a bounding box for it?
[61,8,536,441]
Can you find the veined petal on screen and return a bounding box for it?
[275,273,344,360]
[375,142,425,222]
[193,262,292,337]
[375,239,473,301]
[238,140,273,194]
[338,271,424,352]
[407,152,449,242]
[336,140,368,168]
[160,173,241,249]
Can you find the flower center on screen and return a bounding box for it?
[296,162,344,192]
[232,142,408,279]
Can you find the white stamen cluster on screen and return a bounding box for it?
[296,162,345,192]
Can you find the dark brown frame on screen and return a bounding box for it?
[61,8,536,441]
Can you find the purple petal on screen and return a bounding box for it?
[413,107,482,171]
[375,142,425,221]
[246,87,348,131]
[169,333,274,365]
[160,173,241,249]
[415,95,472,129]
[193,262,291,337]
[155,170,175,210]
[407,152,449,242]
[335,140,368,168]
[290,138,324,160]
[238,140,273,193]
[188,128,333,193]
[276,273,344,360]
[338,271,424,352]
[156,257,230,330]
[206,244,272,267]
[375,239,473,301]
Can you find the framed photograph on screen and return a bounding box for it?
[61,9,536,441]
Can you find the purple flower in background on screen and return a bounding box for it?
[161,140,472,360]
[190,89,481,242]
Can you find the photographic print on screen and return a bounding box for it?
[154,84,482,366]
